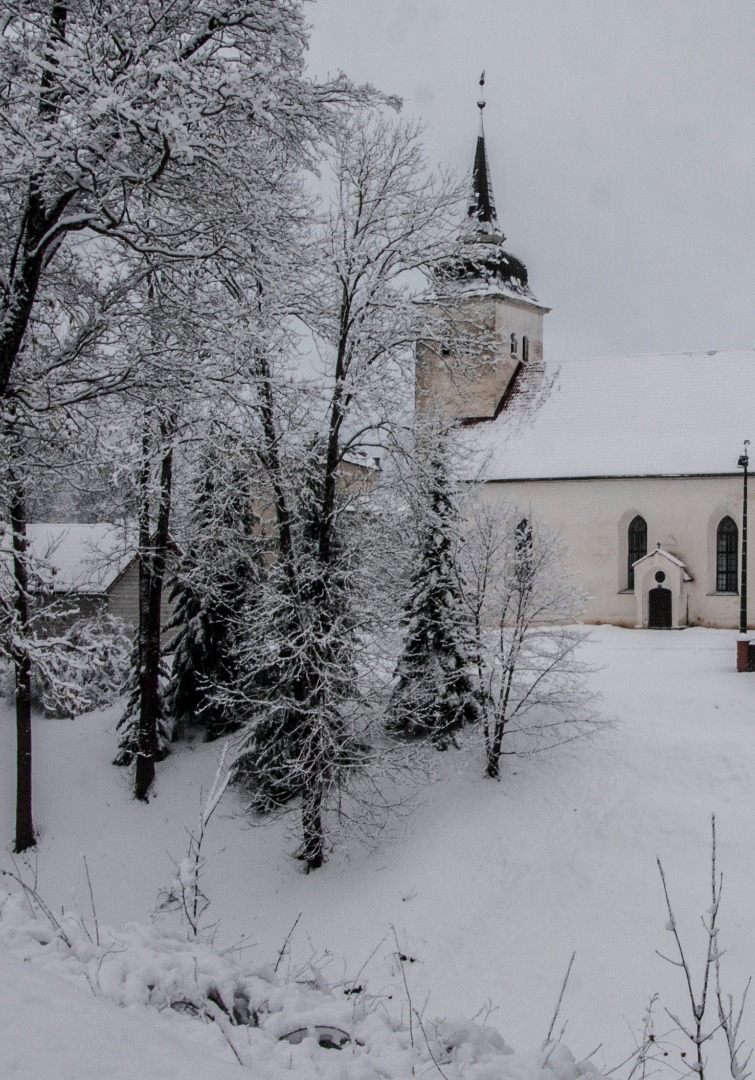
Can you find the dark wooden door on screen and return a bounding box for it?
[648,586,672,629]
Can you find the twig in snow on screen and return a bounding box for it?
[413,1011,451,1080]
[82,855,100,947]
[0,866,72,949]
[391,925,416,1074]
[274,912,302,974]
[543,950,576,1046]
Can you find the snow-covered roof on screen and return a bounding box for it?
[633,546,694,581]
[453,278,549,310]
[0,524,135,595]
[341,450,381,471]
[466,349,755,480]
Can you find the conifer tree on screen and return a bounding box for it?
[113,643,172,767]
[165,443,262,741]
[389,435,480,748]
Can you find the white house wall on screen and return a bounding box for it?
[476,473,745,628]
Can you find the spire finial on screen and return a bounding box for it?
[468,71,500,236]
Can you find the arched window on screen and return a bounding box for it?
[627,515,647,590]
[510,332,518,358]
[522,335,529,362]
[716,516,738,592]
[515,518,533,579]
[515,517,532,551]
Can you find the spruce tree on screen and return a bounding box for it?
[165,446,262,741]
[389,443,480,748]
[113,642,172,765]
[232,484,364,819]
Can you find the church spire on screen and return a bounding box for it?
[468,72,502,237]
[434,77,532,297]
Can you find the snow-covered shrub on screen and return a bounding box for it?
[5,612,131,718]
[0,882,606,1080]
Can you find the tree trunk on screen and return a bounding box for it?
[300,779,325,871]
[486,721,505,780]
[134,419,174,801]
[10,476,34,851]
[0,6,71,400]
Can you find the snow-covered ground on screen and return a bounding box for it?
[2,626,754,1077]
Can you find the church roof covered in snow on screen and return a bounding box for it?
[466,349,755,480]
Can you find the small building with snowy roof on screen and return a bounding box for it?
[419,84,751,629]
[1,523,139,628]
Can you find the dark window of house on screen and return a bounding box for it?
[510,332,518,357]
[522,335,529,362]
[717,516,738,592]
[627,515,647,590]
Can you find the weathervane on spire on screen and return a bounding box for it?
[477,71,486,113]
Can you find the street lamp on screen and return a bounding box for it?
[738,439,750,637]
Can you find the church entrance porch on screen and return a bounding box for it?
[632,546,693,629]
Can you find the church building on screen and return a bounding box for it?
[417,86,753,630]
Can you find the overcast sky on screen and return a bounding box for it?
[305,0,755,361]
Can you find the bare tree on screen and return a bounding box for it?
[458,503,598,780]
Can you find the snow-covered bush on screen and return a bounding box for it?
[5,612,131,718]
[0,881,605,1080]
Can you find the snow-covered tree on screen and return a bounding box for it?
[165,434,263,742]
[389,427,480,747]
[226,111,464,869]
[458,505,597,780]
[0,249,134,851]
[0,0,373,401]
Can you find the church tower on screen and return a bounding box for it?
[415,77,549,423]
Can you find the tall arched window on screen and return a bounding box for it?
[510,332,518,357]
[627,515,647,590]
[522,335,529,362]
[515,518,533,579]
[716,516,738,592]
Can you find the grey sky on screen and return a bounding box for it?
[306,1,755,360]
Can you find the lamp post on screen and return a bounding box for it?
[738,439,750,639]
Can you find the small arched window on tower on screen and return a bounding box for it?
[716,516,738,593]
[522,335,529,362]
[627,515,647,590]
[510,333,518,358]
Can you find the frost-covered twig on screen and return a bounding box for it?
[649,816,750,1079]
[274,912,302,974]
[717,974,752,1080]
[413,1011,452,1080]
[82,855,100,948]
[159,745,231,937]
[0,866,72,949]
[392,925,416,1073]
[543,950,576,1048]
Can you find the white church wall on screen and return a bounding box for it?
[475,473,745,628]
